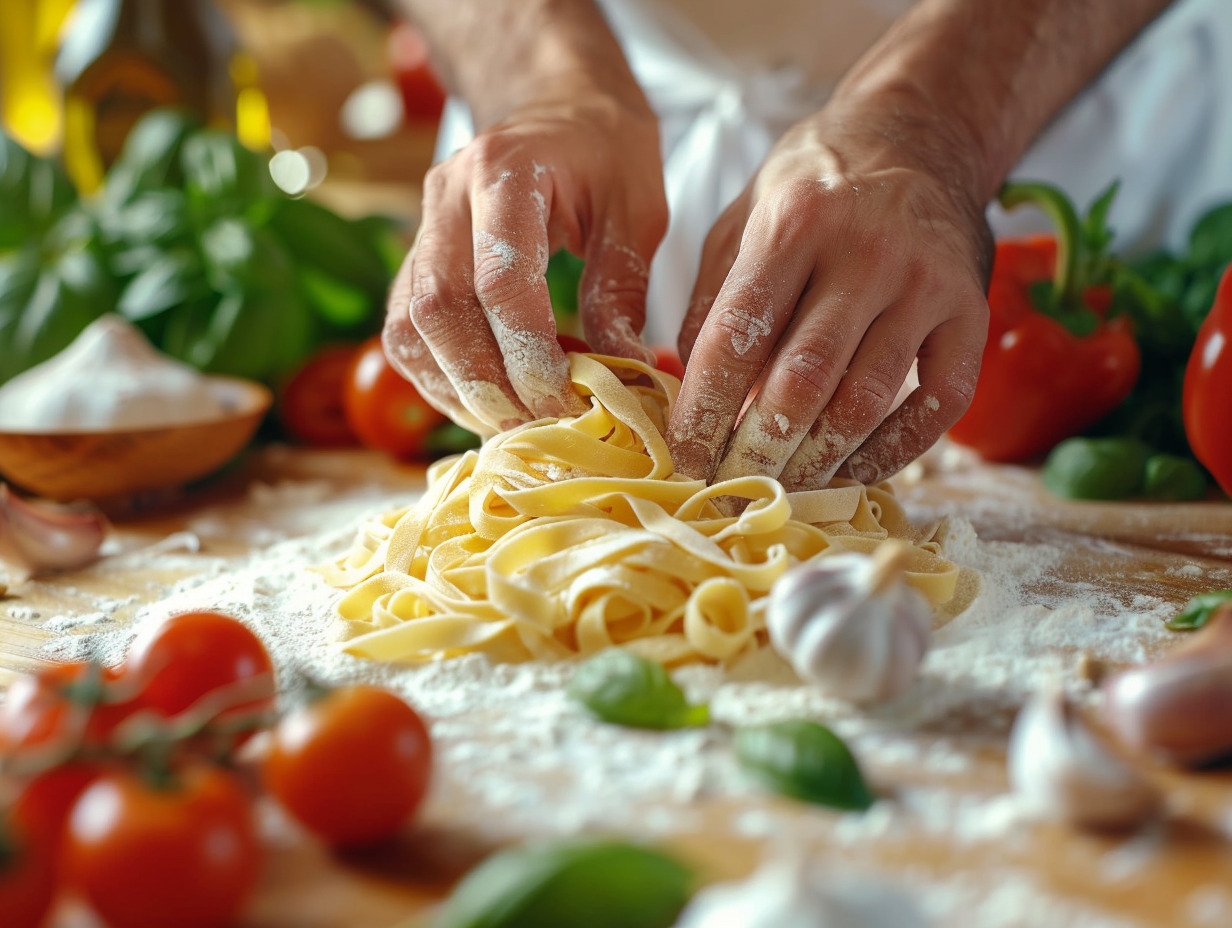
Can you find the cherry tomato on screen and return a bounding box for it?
[343,335,447,460]
[652,345,686,380]
[64,763,260,928]
[556,333,592,355]
[0,662,138,754]
[387,20,447,125]
[0,791,57,928]
[261,685,432,848]
[123,612,275,724]
[277,344,362,447]
[15,763,106,849]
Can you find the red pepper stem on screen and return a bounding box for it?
[998,181,1083,308]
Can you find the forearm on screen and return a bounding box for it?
[830,0,1177,204]
[392,0,650,128]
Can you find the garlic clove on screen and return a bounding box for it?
[0,483,108,574]
[766,540,932,704]
[1008,687,1161,831]
[1102,606,1232,766]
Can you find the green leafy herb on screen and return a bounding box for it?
[546,249,585,321]
[1142,453,1207,501]
[734,719,874,811]
[568,649,709,730]
[432,839,693,928]
[1041,436,1151,500]
[1166,590,1232,631]
[0,109,397,387]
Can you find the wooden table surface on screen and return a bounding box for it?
[4,444,1232,928]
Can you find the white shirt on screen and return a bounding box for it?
[437,0,1232,345]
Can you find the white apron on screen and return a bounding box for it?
[434,0,1232,346]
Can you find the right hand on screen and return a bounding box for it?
[383,93,668,436]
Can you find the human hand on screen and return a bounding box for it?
[667,101,993,489]
[382,94,667,436]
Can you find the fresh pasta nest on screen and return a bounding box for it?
[320,354,958,666]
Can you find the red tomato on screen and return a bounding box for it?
[343,335,447,460]
[15,763,106,849]
[0,791,57,928]
[261,685,432,848]
[64,764,260,928]
[556,333,592,354]
[1183,264,1232,497]
[123,612,275,725]
[387,21,447,125]
[0,662,137,754]
[652,345,686,380]
[277,344,362,447]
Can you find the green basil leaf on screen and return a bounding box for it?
[423,421,482,457]
[298,266,373,330]
[1142,454,1207,501]
[117,248,207,321]
[103,108,201,204]
[0,243,114,384]
[433,839,692,928]
[197,286,315,381]
[180,129,276,224]
[735,719,874,811]
[546,249,584,321]
[1167,591,1232,631]
[97,188,192,251]
[267,196,390,299]
[1041,437,1152,500]
[568,649,710,730]
[352,213,409,278]
[0,133,77,252]
[1187,202,1232,270]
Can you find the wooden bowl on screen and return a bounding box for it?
[0,376,272,501]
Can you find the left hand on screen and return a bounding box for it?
[667,100,993,490]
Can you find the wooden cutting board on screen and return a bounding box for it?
[3,445,1232,928]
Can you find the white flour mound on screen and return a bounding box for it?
[23,472,1225,928]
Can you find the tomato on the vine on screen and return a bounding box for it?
[277,344,362,447]
[0,662,138,754]
[123,612,275,724]
[0,792,57,928]
[64,763,260,928]
[261,685,432,848]
[344,335,447,460]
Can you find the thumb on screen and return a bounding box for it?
[578,216,660,365]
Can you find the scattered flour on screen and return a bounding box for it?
[14,467,1225,928]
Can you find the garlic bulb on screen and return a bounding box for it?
[1103,607,1232,766]
[672,854,929,928]
[765,540,931,703]
[1008,687,1160,830]
[0,484,107,574]
[0,315,226,432]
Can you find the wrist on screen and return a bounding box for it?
[399,0,652,130]
[828,0,1175,205]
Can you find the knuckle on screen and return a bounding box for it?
[777,346,841,397]
[472,259,542,309]
[408,290,459,343]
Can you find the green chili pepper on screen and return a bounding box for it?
[433,839,693,928]
[568,649,709,730]
[734,719,874,812]
[1041,436,1152,500]
[1166,590,1232,631]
